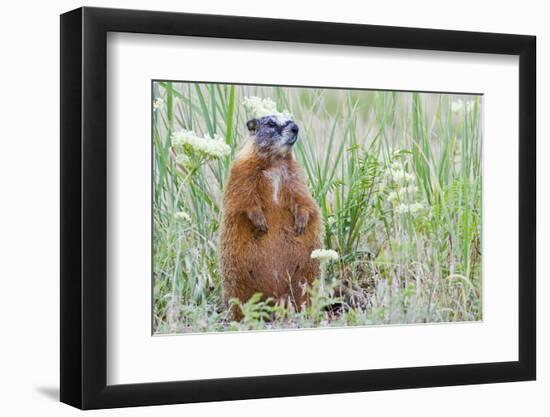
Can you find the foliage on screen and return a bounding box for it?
[152,82,482,333]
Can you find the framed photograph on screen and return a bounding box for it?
[60,6,536,409]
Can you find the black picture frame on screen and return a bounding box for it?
[60,6,536,410]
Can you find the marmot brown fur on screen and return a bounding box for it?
[219,115,322,319]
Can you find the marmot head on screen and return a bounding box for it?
[246,115,300,157]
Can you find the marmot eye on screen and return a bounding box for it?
[267,121,277,128]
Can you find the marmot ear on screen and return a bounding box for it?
[246,119,258,133]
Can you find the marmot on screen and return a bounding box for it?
[219,115,322,319]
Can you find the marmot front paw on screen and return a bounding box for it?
[255,222,268,235]
[293,209,309,236]
[294,218,307,236]
[248,209,268,235]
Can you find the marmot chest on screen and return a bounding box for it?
[261,165,290,208]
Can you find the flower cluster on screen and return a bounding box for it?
[242,96,292,119]
[388,161,415,185]
[174,211,191,222]
[384,158,423,216]
[311,249,339,262]
[153,97,164,112]
[394,202,423,214]
[172,129,231,160]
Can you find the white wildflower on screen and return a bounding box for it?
[174,211,191,222]
[394,202,423,215]
[311,249,339,262]
[172,129,231,159]
[409,202,423,213]
[388,163,414,185]
[405,172,415,184]
[406,185,417,194]
[390,161,402,171]
[153,97,164,111]
[243,96,292,119]
[391,169,406,183]
[175,153,190,166]
[394,203,408,214]
[395,184,417,199]
[326,216,337,226]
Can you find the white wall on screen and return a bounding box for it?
[0,0,546,415]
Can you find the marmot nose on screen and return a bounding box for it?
[290,123,299,134]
